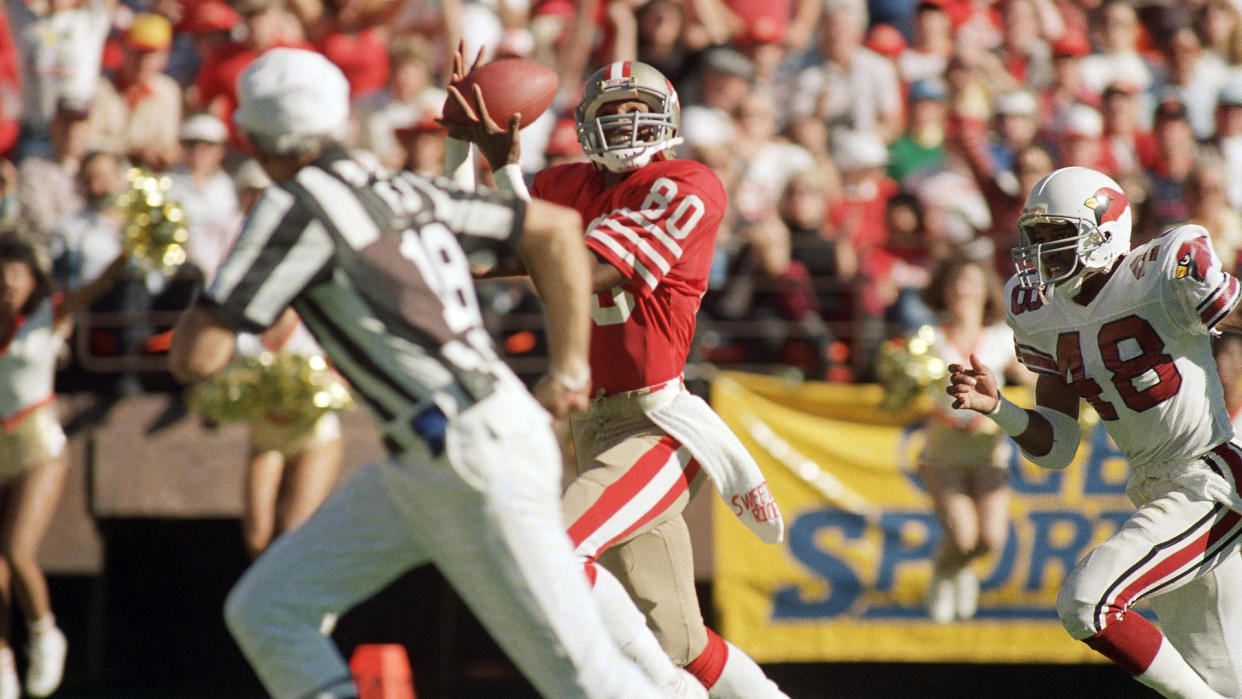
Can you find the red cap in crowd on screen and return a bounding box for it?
[177,1,240,34]
[1052,32,1091,58]
[545,118,583,157]
[865,23,906,58]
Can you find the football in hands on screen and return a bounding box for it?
[442,59,559,129]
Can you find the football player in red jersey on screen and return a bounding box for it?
[443,52,788,699]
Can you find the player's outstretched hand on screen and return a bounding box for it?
[945,353,1002,414]
[533,371,590,421]
[438,82,522,170]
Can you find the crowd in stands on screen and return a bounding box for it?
[1,0,1241,390]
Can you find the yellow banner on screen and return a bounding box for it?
[710,371,1134,663]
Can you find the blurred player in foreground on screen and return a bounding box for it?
[170,48,658,699]
[444,48,787,698]
[948,166,1242,698]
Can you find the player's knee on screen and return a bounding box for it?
[224,575,265,644]
[1055,581,1098,640]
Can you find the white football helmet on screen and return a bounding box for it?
[1012,166,1132,293]
[575,61,683,173]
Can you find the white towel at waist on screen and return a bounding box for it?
[643,390,784,544]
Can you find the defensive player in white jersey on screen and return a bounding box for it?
[442,49,786,698]
[947,166,1242,698]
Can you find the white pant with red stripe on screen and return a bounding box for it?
[1057,441,1242,697]
[564,387,710,664]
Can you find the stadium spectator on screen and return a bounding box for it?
[633,0,694,84]
[1212,78,1242,211]
[1098,82,1157,180]
[731,90,816,223]
[301,0,393,98]
[1039,32,1097,124]
[1199,0,1242,68]
[353,36,444,170]
[995,0,1054,90]
[887,77,949,185]
[1139,98,1198,240]
[1155,23,1228,141]
[1054,102,1116,174]
[793,0,902,141]
[90,13,182,170]
[166,113,239,282]
[779,168,856,324]
[986,90,1040,177]
[16,98,91,242]
[1078,1,1153,97]
[394,113,447,176]
[6,0,115,160]
[706,214,832,378]
[898,0,954,85]
[0,12,21,158]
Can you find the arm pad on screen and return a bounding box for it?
[493,163,531,202]
[1022,406,1081,470]
[445,138,475,190]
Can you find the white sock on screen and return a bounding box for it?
[590,566,685,687]
[710,641,788,699]
[1137,639,1228,699]
[27,614,56,637]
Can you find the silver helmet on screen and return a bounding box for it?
[575,61,682,172]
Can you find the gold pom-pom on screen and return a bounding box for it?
[875,325,947,413]
[187,353,353,426]
[117,168,190,274]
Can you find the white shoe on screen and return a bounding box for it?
[925,571,956,624]
[0,647,19,699]
[955,568,979,621]
[662,668,707,699]
[24,626,65,697]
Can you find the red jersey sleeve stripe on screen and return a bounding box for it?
[596,218,673,274]
[620,210,684,258]
[1016,343,1060,375]
[586,230,660,289]
[1198,275,1240,328]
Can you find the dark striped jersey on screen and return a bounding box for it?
[201,147,526,439]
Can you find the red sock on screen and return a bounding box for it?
[583,558,597,587]
[1083,614,1163,675]
[684,628,728,689]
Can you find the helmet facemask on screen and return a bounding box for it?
[575,63,683,173]
[1013,216,1112,294]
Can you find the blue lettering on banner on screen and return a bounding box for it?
[772,511,865,619]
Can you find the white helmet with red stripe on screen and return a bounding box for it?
[1012,166,1133,293]
[576,61,683,173]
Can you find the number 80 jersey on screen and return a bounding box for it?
[532,159,726,395]
[1007,224,1242,466]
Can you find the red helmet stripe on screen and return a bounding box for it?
[607,61,632,81]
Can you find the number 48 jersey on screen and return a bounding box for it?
[532,159,726,395]
[1007,224,1242,467]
